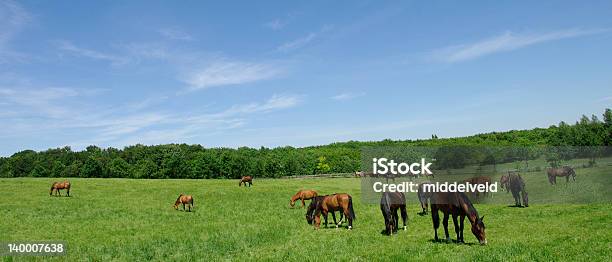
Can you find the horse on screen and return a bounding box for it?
[380,192,407,235]
[239,176,253,187]
[50,181,71,197]
[173,194,194,212]
[463,176,492,199]
[306,193,355,230]
[499,175,510,193]
[290,190,318,208]
[431,191,486,245]
[546,166,576,185]
[306,196,343,228]
[507,173,528,207]
[417,181,434,215]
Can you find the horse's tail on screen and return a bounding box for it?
[348,196,356,221]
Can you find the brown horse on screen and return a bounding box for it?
[50,181,71,197]
[431,191,486,245]
[547,166,576,185]
[239,176,253,187]
[306,193,356,230]
[499,175,510,193]
[507,173,528,207]
[290,190,318,208]
[173,194,194,212]
[463,176,492,199]
[380,192,407,235]
[417,182,434,215]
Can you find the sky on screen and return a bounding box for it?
[1,0,611,156]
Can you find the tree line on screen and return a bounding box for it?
[1,109,610,179]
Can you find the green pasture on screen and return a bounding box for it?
[1,173,611,261]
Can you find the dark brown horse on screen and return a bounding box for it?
[239,176,253,187]
[463,176,492,199]
[306,193,355,230]
[417,182,434,215]
[290,190,318,208]
[173,194,194,212]
[547,166,576,185]
[431,191,486,245]
[380,192,407,235]
[507,173,528,207]
[50,181,71,197]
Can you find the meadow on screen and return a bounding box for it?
[1,166,611,261]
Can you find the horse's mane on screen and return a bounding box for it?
[457,192,479,218]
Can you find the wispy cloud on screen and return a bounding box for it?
[159,28,193,41]
[431,28,609,63]
[331,92,365,101]
[264,19,287,31]
[218,94,301,116]
[56,40,130,66]
[277,25,333,52]
[0,0,31,63]
[598,96,612,102]
[183,60,282,90]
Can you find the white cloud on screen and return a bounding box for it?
[264,19,287,31]
[277,25,333,52]
[331,92,365,101]
[184,60,281,90]
[219,94,301,116]
[56,40,129,66]
[0,0,31,63]
[159,28,193,41]
[432,28,609,63]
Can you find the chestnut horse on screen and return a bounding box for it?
[173,194,194,212]
[547,166,576,185]
[290,190,318,208]
[306,193,355,230]
[50,181,71,197]
[239,176,253,187]
[499,175,510,193]
[431,191,486,245]
[380,192,407,235]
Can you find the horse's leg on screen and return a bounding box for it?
[182,203,185,211]
[323,211,329,228]
[344,207,352,230]
[432,208,440,242]
[442,213,450,242]
[400,206,407,230]
[522,190,529,207]
[566,175,569,183]
[459,215,465,243]
[452,214,459,243]
[301,199,305,208]
[66,188,70,197]
[330,211,337,227]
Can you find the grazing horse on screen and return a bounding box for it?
[508,173,528,207]
[431,191,486,245]
[290,190,318,208]
[547,166,576,185]
[173,194,194,212]
[417,182,434,215]
[50,181,71,197]
[463,176,492,199]
[306,193,356,230]
[380,192,407,235]
[239,176,253,187]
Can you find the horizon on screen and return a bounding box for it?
[1,1,611,156]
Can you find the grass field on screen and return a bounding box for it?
[1,174,611,261]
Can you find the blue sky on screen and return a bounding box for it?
[1,0,611,156]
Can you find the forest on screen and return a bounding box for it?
[0,109,610,179]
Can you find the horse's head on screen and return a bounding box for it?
[305,198,320,224]
[471,216,486,245]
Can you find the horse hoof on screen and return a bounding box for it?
[403,226,406,231]
[348,226,352,230]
